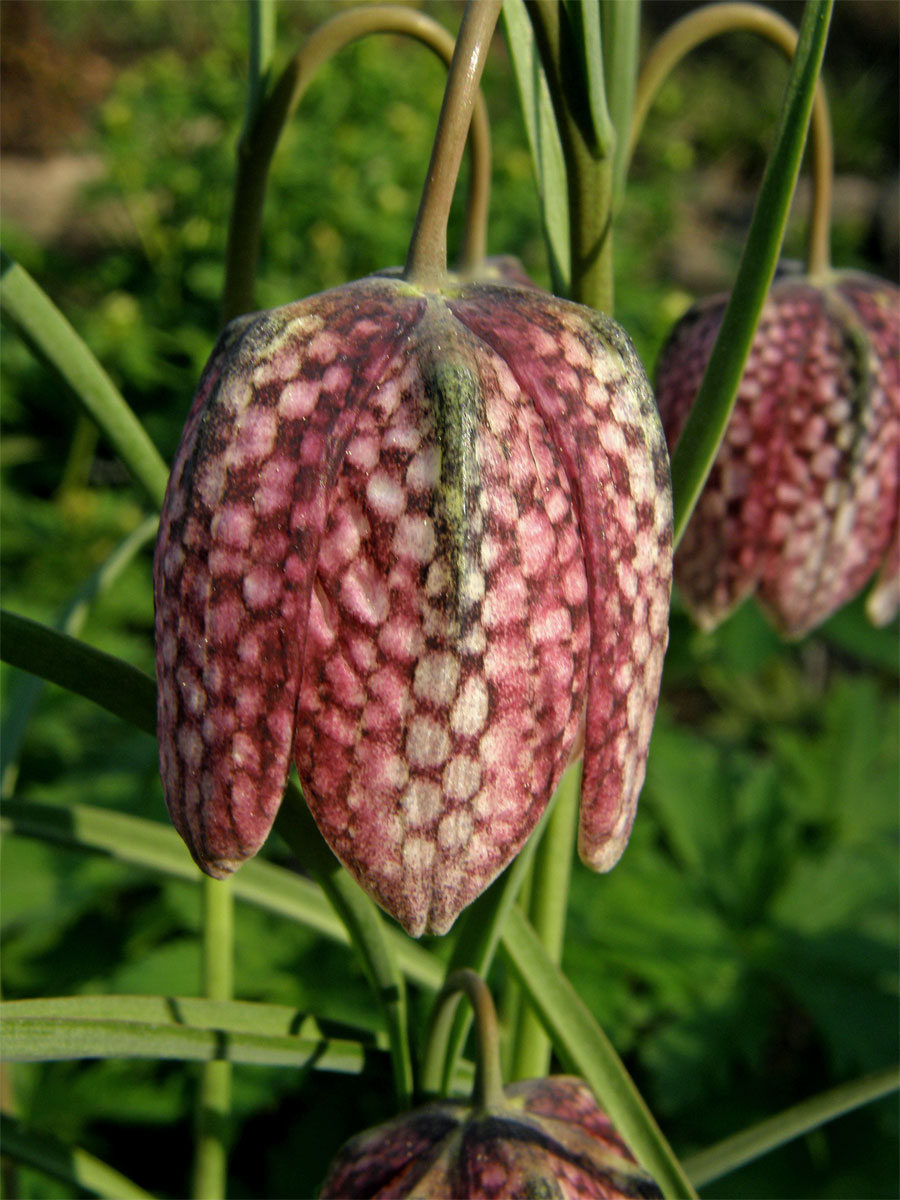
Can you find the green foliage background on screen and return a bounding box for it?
[1,2,898,1197]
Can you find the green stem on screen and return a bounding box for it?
[683,1065,900,1187]
[527,0,614,310]
[0,253,169,509]
[511,762,580,1080]
[404,0,502,289]
[244,0,277,133]
[223,5,493,320]
[191,877,234,1200]
[669,0,834,547]
[629,1,833,278]
[274,785,414,1110]
[427,971,505,1110]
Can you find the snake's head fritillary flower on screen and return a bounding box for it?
[154,274,672,936]
[656,270,899,639]
[319,1075,663,1199]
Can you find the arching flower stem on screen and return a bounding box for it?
[404,0,502,290]
[629,1,834,278]
[427,970,505,1111]
[223,5,494,321]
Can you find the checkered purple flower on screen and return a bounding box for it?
[154,275,672,935]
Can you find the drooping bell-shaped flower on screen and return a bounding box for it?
[656,270,899,638]
[318,1075,663,1199]
[154,273,673,936]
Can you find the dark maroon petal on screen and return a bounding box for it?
[154,278,422,876]
[451,286,673,873]
[318,1079,662,1199]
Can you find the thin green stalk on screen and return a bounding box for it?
[405,0,502,288]
[224,5,492,319]
[0,252,169,509]
[629,1,833,276]
[191,877,234,1200]
[500,907,695,1200]
[510,762,580,1080]
[683,1066,899,1187]
[426,971,505,1110]
[244,0,277,133]
[274,785,414,1110]
[0,1115,153,1200]
[669,0,834,546]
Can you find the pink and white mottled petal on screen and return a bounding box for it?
[451,287,673,875]
[154,279,422,877]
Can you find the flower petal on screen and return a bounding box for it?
[451,287,673,874]
[294,298,591,935]
[154,280,421,876]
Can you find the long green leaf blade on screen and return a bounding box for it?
[1,995,384,1045]
[669,0,834,543]
[0,252,169,508]
[1,797,444,992]
[0,1115,153,1200]
[501,907,695,1199]
[1,1013,377,1072]
[683,1065,900,1187]
[501,0,569,292]
[1,609,157,736]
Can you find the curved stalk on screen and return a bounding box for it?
[224,5,493,320]
[404,0,502,289]
[629,1,833,276]
[426,970,505,1110]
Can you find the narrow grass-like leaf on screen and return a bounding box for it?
[0,252,169,509]
[275,786,415,1109]
[1,516,158,797]
[1,609,157,736]
[501,0,569,292]
[563,0,613,155]
[500,907,695,1200]
[601,0,640,202]
[683,1065,900,1187]
[0,1115,153,1200]
[669,0,834,544]
[0,797,444,992]
[1,1014,378,1073]
[1,995,385,1047]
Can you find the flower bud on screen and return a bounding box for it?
[319,1075,662,1199]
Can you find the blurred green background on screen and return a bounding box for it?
[1,1,898,1197]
